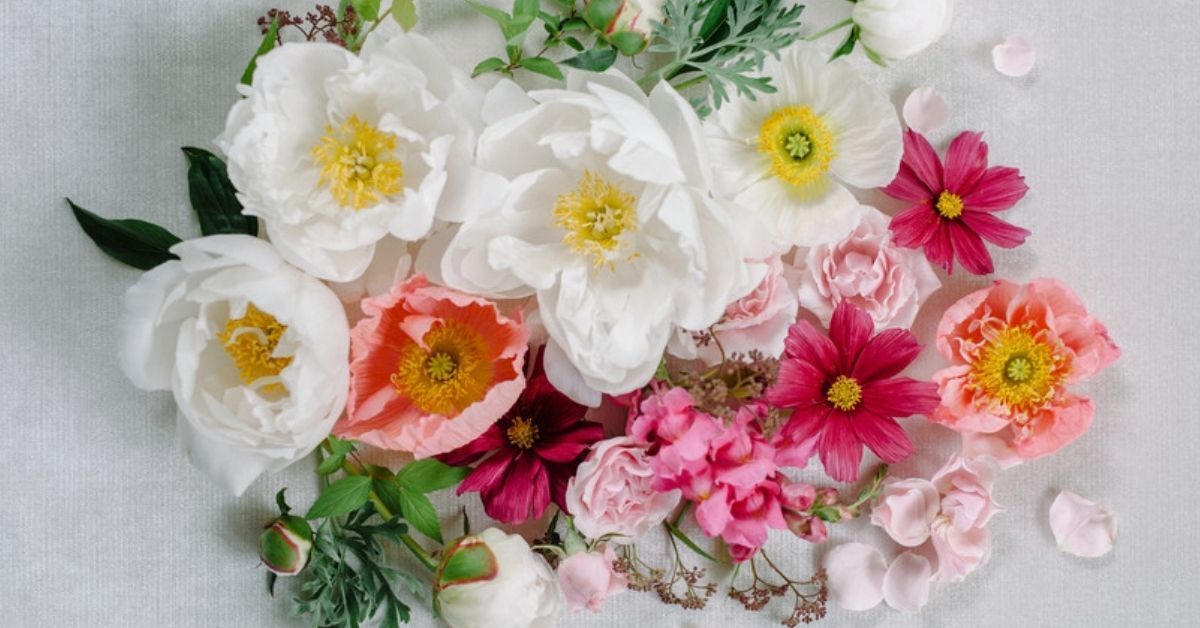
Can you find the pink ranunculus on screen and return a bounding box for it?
[671,255,800,363]
[869,478,941,547]
[797,206,941,331]
[556,545,628,613]
[565,436,682,542]
[931,278,1120,460]
[931,454,1004,531]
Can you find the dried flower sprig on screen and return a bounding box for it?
[614,539,717,611]
[730,550,828,626]
[258,4,360,48]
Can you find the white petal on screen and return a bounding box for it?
[118,261,189,391]
[993,36,1037,77]
[543,340,602,408]
[825,543,887,611]
[882,551,933,613]
[902,87,949,134]
[1049,491,1117,558]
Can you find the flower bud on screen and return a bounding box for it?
[436,528,561,628]
[259,515,313,576]
[583,0,665,56]
[816,487,841,506]
[784,511,829,544]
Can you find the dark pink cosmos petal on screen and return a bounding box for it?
[438,426,506,467]
[883,163,935,202]
[861,377,941,418]
[548,463,574,511]
[482,454,550,524]
[943,131,989,195]
[948,221,995,275]
[850,411,915,464]
[776,405,828,467]
[924,222,956,274]
[890,203,941,249]
[961,210,1031,248]
[457,451,513,496]
[963,166,1028,212]
[901,129,944,193]
[525,380,588,434]
[851,328,923,383]
[535,423,604,462]
[767,358,828,409]
[783,320,840,376]
[829,301,874,373]
[818,414,865,483]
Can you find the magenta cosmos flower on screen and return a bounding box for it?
[767,301,940,482]
[439,355,605,524]
[885,130,1030,275]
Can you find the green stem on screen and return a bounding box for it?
[672,74,709,92]
[671,501,692,527]
[806,18,853,42]
[370,492,438,572]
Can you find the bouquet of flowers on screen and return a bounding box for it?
[68,1,1121,626]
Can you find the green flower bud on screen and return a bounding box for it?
[259,515,313,576]
[583,0,665,56]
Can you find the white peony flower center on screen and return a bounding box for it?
[554,171,639,267]
[312,115,405,210]
[219,303,292,394]
[758,105,837,191]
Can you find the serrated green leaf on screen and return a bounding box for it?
[392,0,418,30]
[562,47,618,71]
[398,488,443,543]
[181,147,256,237]
[351,0,381,21]
[665,520,717,562]
[241,17,278,86]
[307,475,372,520]
[518,57,565,80]
[471,56,507,77]
[67,200,182,271]
[465,0,510,27]
[396,459,470,494]
[830,25,860,62]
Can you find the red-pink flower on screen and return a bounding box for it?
[885,130,1030,275]
[767,301,939,483]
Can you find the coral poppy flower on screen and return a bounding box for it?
[440,353,605,524]
[767,301,939,482]
[334,274,528,457]
[885,130,1030,275]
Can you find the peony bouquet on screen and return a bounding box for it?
[69,0,1120,626]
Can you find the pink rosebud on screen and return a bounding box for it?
[556,545,628,613]
[784,511,829,544]
[869,478,941,547]
[816,487,841,507]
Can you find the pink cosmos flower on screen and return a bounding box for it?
[335,274,528,457]
[931,278,1120,460]
[885,130,1031,275]
[767,301,940,483]
[556,545,628,612]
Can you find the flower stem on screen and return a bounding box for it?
[370,492,439,572]
[806,18,853,42]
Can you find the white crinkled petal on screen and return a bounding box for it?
[883,551,933,613]
[1050,491,1117,558]
[825,543,887,611]
[543,340,602,408]
[738,177,860,247]
[119,261,190,391]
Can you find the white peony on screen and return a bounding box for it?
[440,71,761,397]
[852,0,954,62]
[118,235,349,495]
[436,528,562,628]
[217,33,502,282]
[706,41,902,247]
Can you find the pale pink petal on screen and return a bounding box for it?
[882,551,933,613]
[902,87,949,135]
[993,35,1037,77]
[1049,491,1117,558]
[824,543,887,611]
[961,433,1024,470]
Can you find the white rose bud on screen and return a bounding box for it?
[435,529,562,628]
[583,0,666,55]
[852,0,954,62]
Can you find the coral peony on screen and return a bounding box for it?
[931,278,1120,460]
[885,130,1030,275]
[335,274,528,458]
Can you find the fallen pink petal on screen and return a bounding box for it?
[993,35,1037,77]
[1050,491,1118,558]
[902,87,950,134]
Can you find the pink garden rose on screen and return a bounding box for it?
[797,207,940,330]
[565,436,682,541]
[556,545,628,613]
[869,478,941,547]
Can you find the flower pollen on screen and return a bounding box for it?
[313,115,404,210]
[825,375,863,412]
[505,416,539,450]
[936,191,964,219]
[220,303,292,393]
[759,105,837,191]
[969,324,1070,417]
[392,320,493,416]
[554,170,639,267]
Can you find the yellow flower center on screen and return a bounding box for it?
[219,303,292,393]
[391,320,493,417]
[312,115,404,210]
[506,417,539,450]
[936,191,964,219]
[969,325,1071,417]
[554,171,639,267]
[759,105,837,191]
[826,375,863,412]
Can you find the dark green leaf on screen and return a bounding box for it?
[699,0,732,41]
[275,488,291,516]
[241,17,279,86]
[396,459,470,494]
[350,0,381,21]
[266,572,277,597]
[518,57,565,80]
[67,199,182,270]
[471,56,507,77]
[181,147,256,237]
[562,47,618,71]
[830,25,860,62]
[398,488,442,543]
[665,520,717,562]
[392,0,418,31]
[371,478,405,518]
[307,475,372,520]
[562,36,586,52]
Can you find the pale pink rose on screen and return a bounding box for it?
[565,437,682,541]
[556,545,628,613]
[929,518,991,582]
[931,454,1004,531]
[870,478,941,547]
[797,206,940,330]
[670,256,799,363]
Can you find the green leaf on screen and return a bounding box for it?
[610,31,648,56]
[396,459,470,494]
[465,0,510,27]
[562,47,618,71]
[561,17,590,32]
[699,0,732,41]
[392,0,418,30]
[518,57,565,80]
[67,200,182,271]
[397,488,443,544]
[266,571,277,597]
[513,0,539,19]
[241,17,279,86]
[665,520,717,562]
[830,25,860,62]
[371,478,405,518]
[471,56,507,77]
[562,36,586,52]
[307,475,372,520]
[181,147,256,237]
[351,0,381,21]
[437,541,499,587]
[862,43,890,67]
[275,488,291,516]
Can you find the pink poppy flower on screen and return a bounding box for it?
[767,301,940,483]
[335,274,528,457]
[439,354,605,524]
[885,130,1031,275]
[931,278,1120,460]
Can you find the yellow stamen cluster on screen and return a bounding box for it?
[969,324,1070,417]
[219,303,292,393]
[759,105,837,191]
[391,321,492,416]
[936,191,965,219]
[554,171,639,267]
[826,375,864,412]
[506,417,539,450]
[312,115,404,210]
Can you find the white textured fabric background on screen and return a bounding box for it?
[2,0,1197,626]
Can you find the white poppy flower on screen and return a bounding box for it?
[441,71,761,396]
[852,0,954,62]
[217,33,502,282]
[119,235,349,495]
[706,42,902,247]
